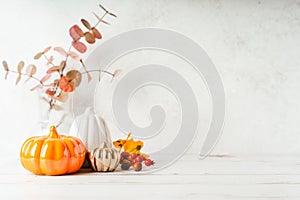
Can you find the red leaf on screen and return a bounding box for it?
[92,28,102,39]
[46,66,60,74]
[40,74,51,83]
[72,41,87,53]
[54,47,68,57]
[67,51,81,61]
[87,72,92,83]
[69,25,84,41]
[85,32,95,44]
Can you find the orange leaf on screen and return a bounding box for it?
[43,46,51,54]
[45,88,55,96]
[113,133,144,154]
[59,76,75,92]
[34,52,43,60]
[17,61,24,73]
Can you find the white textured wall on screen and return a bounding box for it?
[0,0,299,156]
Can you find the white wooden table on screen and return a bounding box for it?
[0,154,299,200]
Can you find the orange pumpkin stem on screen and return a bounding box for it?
[48,125,59,138]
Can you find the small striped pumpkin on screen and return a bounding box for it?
[88,145,120,172]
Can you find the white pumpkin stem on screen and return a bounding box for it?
[103,143,108,148]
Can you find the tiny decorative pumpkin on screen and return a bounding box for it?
[88,144,120,172]
[20,126,86,175]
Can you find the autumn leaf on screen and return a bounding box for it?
[113,133,144,154]
[81,18,92,30]
[99,4,117,18]
[72,41,87,53]
[69,25,84,41]
[67,51,81,61]
[17,61,24,73]
[26,64,37,77]
[59,61,66,72]
[2,61,9,71]
[59,76,75,92]
[92,28,102,39]
[45,88,55,96]
[54,47,68,57]
[66,70,82,87]
[34,52,43,60]
[85,32,95,44]
[2,61,9,79]
[87,73,92,83]
[16,61,22,86]
[43,46,51,54]
[46,66,60,74]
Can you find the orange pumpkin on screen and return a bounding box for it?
[20,126,86,175]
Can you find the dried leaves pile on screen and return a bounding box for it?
[2,4,120,110]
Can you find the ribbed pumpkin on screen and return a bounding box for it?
[88,144,120,172]
[20,126,86,175]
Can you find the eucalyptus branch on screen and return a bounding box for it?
[7,70,44,86]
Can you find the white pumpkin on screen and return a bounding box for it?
[69,107,112,152]
[88,144,120,172]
